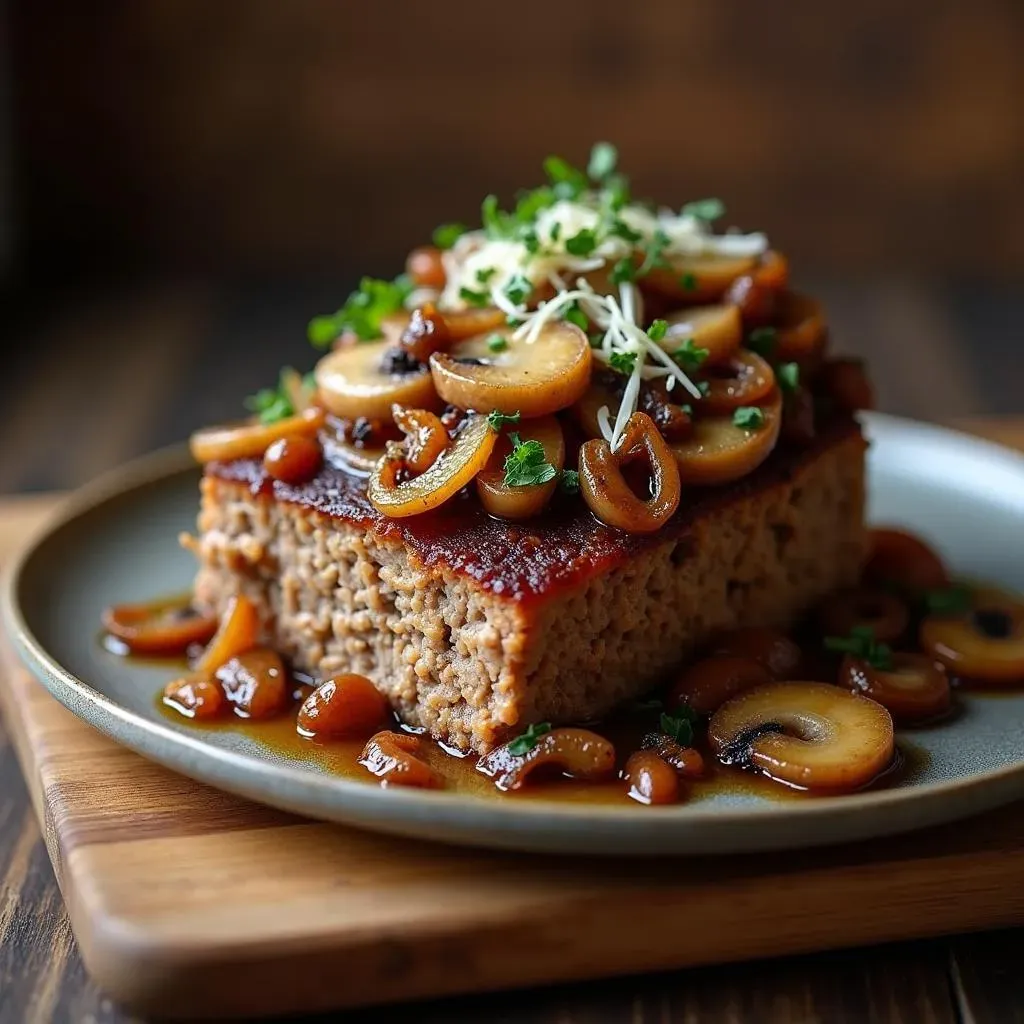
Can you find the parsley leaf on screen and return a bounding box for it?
[459,286,490,307]
[504,273,533,306]
[608,218,642,244]
[733,406,766,430]
[565,228,598,257]
[514,185,556,225]
[486,410,521,431]
[647,318,668,342]
[777,362,800,392]
[660,709,695,746]
[481,193,514,239]
[432,223,465,250]
[486,333,508,353]
[475,266,497,284]
[747,326,777,357]
[560,468,580,495]
[696,380,711,397]
[507,722,552,756]
[925,585,972,615]
[307,275,413,347]
[824,626,893,670]
[609,351,637,376]
[673,338,710,371]
[503,433,558,487]
[679,272,698,291]
[587,141,618,182]
[245,367,306,424]
[637,228,670,276]
[610,256,637,285]
[562,301,588,332]
[682,198,725,222]
[543,155,588,200]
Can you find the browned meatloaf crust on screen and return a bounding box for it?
[186,417,868,753]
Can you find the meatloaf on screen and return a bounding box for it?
[186,416,867,753]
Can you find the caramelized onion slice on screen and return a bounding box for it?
[661,304,743,366]
[476,415,565,520]
[709,682,895,792]
[477,727,616,791]
[641,253,760,304]
[163,675,223,720]
[315,339,437,420]
[429,321,591,417]
[190,407,325,464]
[297,674,390,740]
[359,732,442,789]
[579,412,681,533]
[393,406,449,474]
[102,599,217,656]
[840,653,951,724]
[215,648,289,721]
[368,413,496,517]
[670,390,782,485]
[194,593,261,675]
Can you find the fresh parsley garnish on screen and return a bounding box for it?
[609,351,637,376]
[564,302,589,331]
[486,334,509,353]
[504,273,533,306]
[925,585,972,615]
[587,141,618,182]
[307,275,413,347]
[679,272,698,291]
[459,286,490,307]
[747,326,777,357]
[647,319,668,342]
[475,266,497,284]
[777,362,800,392]
[503,433,558,487]
[481,193,514,239]
[610,256,636,285]
[696,380,711,397]
[733,406,765,430]
[507,722,552,756]
[245,372,296,425]
[486,410,521,431]
[609,218,642,244]
[660,706,696,746]
[824,626,893,670]
[637,228,670,276]
[682,198,725,222]
[543,155,588,201]
[559,469,580,495]
[565,228,598,257]
[432,223,465,250]
[673,338,710,371]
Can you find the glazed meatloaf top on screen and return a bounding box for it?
[206,412,863,606]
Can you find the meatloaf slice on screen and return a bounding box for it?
[186,417,868,753]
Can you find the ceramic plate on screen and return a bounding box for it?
[6,413,1024,856]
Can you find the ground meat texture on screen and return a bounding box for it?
[185,420,868,754]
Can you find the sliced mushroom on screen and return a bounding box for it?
[315,338,438,420]
[920,587,1024,684]
[579,412,681,533]
[367,412,496,517]
[708,682,895,792]
[476,415,565,520]
[442,306,508,341]
[864,528,950,596]
[710,626,804,680]
[429,321,592,417]
[359,732,442,789]
[668,655,773,716]
[696,349,777,414]
[190,407,326,464]
[641,253,760,304]
[670,390,782,485]
[818,587,910,645]
[840,653,952,724]
[102,599,217,656]
[660,304,742,366]
[477,727,616,791]
[774,291,828,369]
[624,751,680,805]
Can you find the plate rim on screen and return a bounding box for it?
[6,413,1024,856]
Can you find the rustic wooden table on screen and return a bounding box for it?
[1,278,1022,1022]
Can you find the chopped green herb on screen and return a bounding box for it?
[682,198,725,222]
[747,326,777,357]
[244,367,307,425]
[681,404,693,416]
[777,362,800,392]
[507,722,552,756]
[486,409,521,431]
[506,314,524,327]
[459,286,490,307]
[609,351,637,376]
[543,154,588,200]
[522,229,540,255]
[602,173,632,212]
[550,221,562,243]
[647,318,668,342]
[733,406,766,430]
[504,273,533,306]
[486,333,509,353]
[503,433,558,487]
[679,272,698,291]
[660,709,695,747]
[673,338,710,371]
[307,275,413,347]
[696,380,711,397]
[475,266,497,284]
[564,301,589,331]
[587,141,618,182]
[565,228,598,257]
[432,222,465,250]
[824,626,893,670]
[481,193,513,239]
[610,256,637,285]
[608,217,642,244]
[637,228,670,276]
[925,585,972,615]
[559,468,580,495]
[513,186,556,225]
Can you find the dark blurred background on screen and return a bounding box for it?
[1,0,1021,492]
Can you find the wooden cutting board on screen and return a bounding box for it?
[5,422,1024,1021]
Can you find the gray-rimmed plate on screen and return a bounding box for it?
[5,413,1024,856]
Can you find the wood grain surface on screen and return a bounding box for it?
[0,417,1022,1021]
